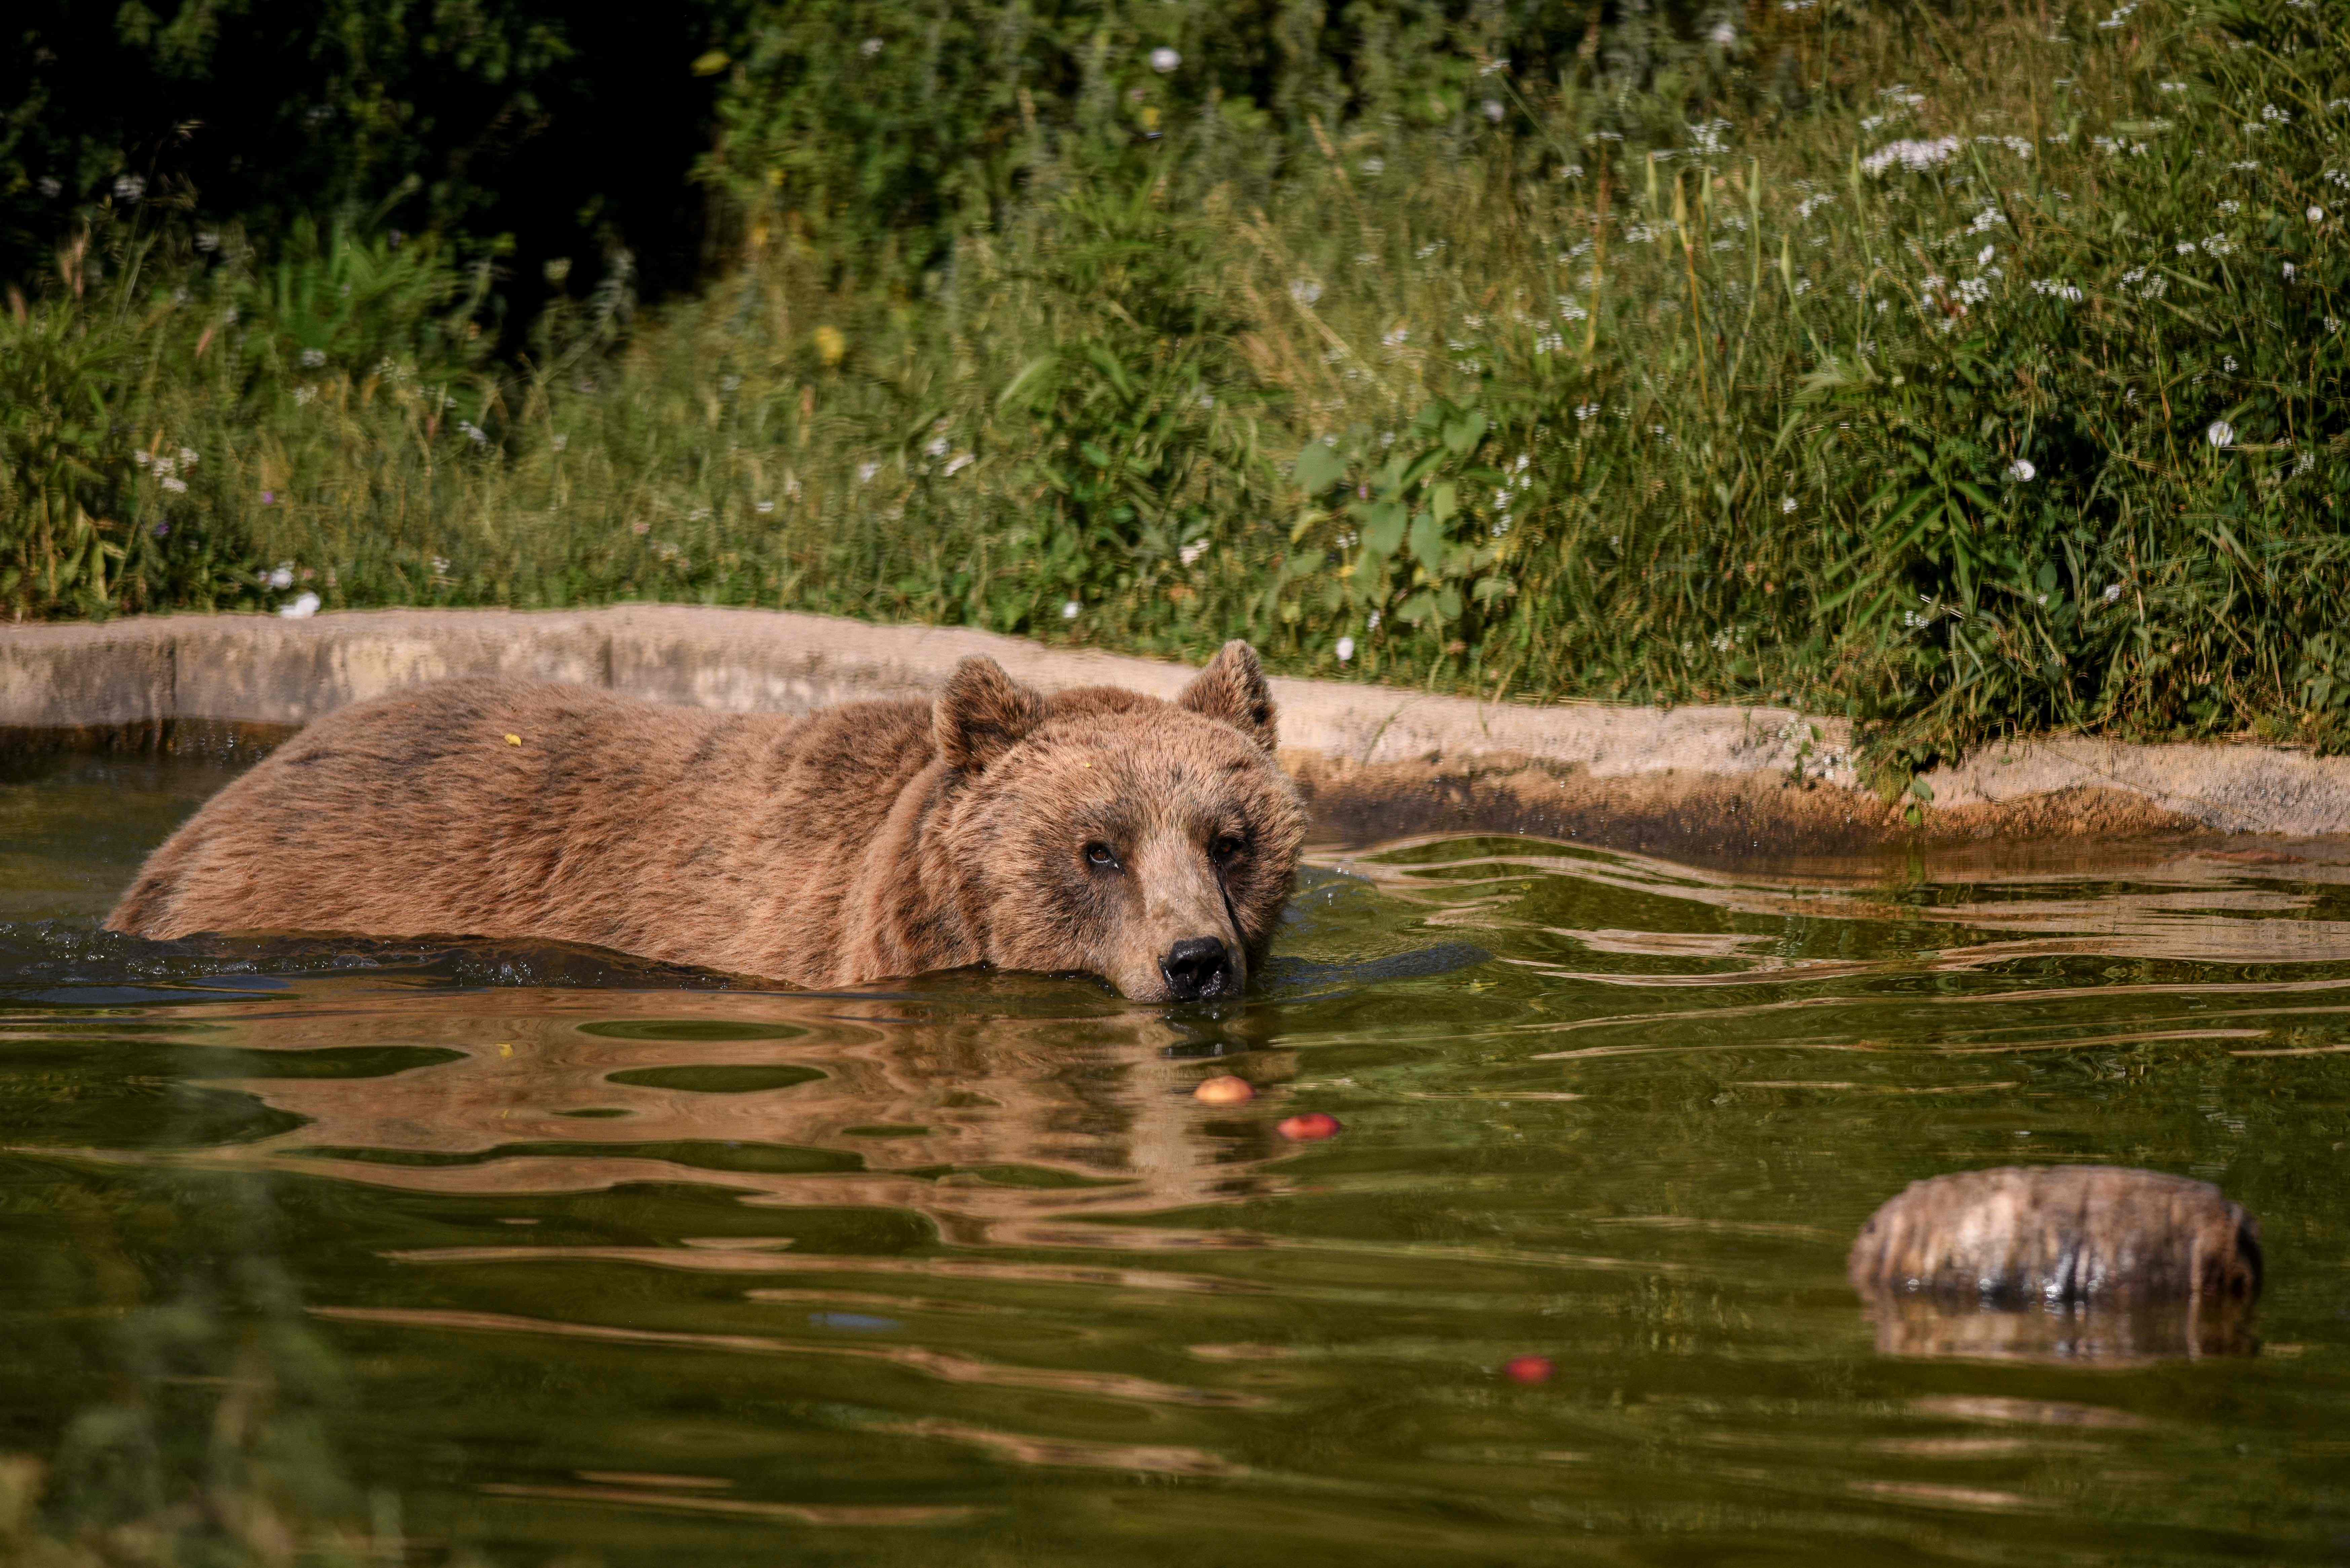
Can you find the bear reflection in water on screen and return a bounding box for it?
[1849,1165,2263,1362]
[174,983,1299,1248]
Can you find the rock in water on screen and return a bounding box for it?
[1849,1165,2261,1305]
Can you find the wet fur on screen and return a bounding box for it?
[107,642,1306,998]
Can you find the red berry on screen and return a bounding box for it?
[1503,1355,1554,1385]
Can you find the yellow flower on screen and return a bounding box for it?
[813,325,846,367]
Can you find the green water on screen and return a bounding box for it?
[4,751,2350,1565]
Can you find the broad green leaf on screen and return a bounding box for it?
[1294,441,1348,493]
[1362,500,1408,556]
[1441,411,1485,457]
[1408,509,1446,576]
[1429,480,1458,524]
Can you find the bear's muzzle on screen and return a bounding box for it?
[1160,936,1237,1001]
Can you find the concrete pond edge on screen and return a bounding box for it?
[6,605,2349,855]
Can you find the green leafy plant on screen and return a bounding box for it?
[988,173,1271,632]
[1284,397,1516,657]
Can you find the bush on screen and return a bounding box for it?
[6,0,2349,776]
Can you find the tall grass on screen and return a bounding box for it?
[4,0,2345,775]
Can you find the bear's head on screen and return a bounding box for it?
[934,640,1306,1002]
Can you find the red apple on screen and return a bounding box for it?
[1276,1112,1342,1141]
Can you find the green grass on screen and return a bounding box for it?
[4,0,2347,781]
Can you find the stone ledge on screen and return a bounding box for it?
[3,606,2342,849]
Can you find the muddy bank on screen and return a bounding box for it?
[2,606,2342,852]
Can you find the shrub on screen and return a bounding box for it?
[7,0,2349,776]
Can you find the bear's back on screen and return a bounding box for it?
[107,679,947,982]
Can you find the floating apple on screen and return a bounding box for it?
[1277,1112,1342,1141]
[1193,1074,1256,1105]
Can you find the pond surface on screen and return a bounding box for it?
[4,749,2350,1564]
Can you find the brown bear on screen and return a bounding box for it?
[106,641,1306,1001]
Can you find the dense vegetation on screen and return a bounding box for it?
[3,0,2347,773]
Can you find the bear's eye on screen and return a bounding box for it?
[1209,834,1245,864]
[1083,841,1120,870]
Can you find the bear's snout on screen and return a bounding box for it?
[1160,936,1236,1001]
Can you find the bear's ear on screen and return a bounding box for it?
[1177,640,1277,752]
[935,656,1047,773]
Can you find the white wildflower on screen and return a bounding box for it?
[1288,278,1322,308]
[1483,100,1505,123]
[2102,583,2123,603]
[942,453,973,477]
[1861,136,1961,176]
[2006,458,2036,481]
[1335,636,1355,663]
[279,591,320,619]
[1180,539,1208,566]
[160,476,188,494]
[268,565,296,590]
[857,461,880,483]
[859,37,883,56]
[2207,420,2235,447]
[299,348,328,368]
[1061,600,1080,621]
[1149,46,1181,72]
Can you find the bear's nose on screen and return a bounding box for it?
[1160,936,1235,1001]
